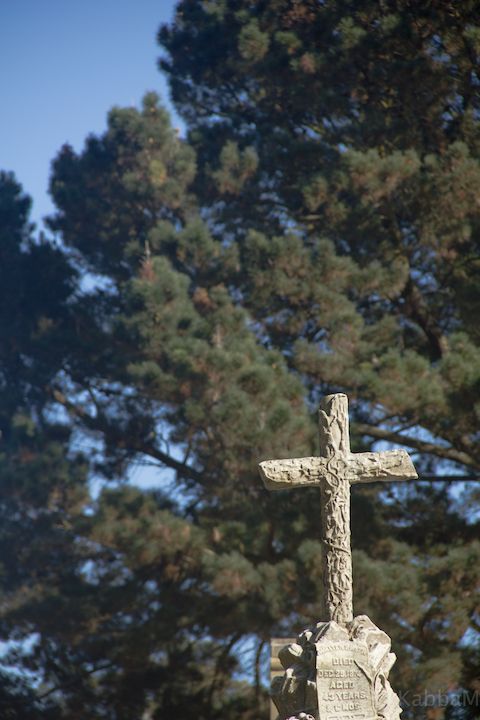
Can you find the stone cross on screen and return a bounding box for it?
[259,393,417,625]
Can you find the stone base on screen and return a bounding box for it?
[272,615,401,720]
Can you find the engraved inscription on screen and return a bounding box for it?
[270,617,402,720]
[316,641,375,720]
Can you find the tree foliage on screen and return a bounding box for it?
[1,2,480,719]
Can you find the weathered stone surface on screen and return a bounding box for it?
[271,638,297,720]
[262,394,417,720]
[272,617,401,720]
[259,450,417,490]
[259,393,417,624]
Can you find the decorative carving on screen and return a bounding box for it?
[259,394,417,623]
[320,454,352,624]
[272,617,401,720]
[261,393,418,720]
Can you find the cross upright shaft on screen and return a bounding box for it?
[259,394,417,625]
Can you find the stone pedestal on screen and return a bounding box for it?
[271,616,401,720]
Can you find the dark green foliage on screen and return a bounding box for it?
[1,2,479,718]
[159,0,480,474]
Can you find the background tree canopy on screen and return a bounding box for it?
[1,2,479,719]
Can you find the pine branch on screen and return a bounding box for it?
[207,633,242,707]
[51,387,204,484]
[130,440,204,485]
[37,661,116,701]
[402,277,448,361]
[353,422,478,471]
[254,638,266,703]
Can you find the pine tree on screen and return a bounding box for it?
[0,172,86,719]
[159,0,480,475]
[157,3,480,713]
[1,2,479,718]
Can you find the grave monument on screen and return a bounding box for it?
[259,393,418,720]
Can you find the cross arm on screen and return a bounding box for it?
[350,449,418,484]
[259,457,329,490]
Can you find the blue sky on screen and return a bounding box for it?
[1,0,179,227]
[1,1,185,495]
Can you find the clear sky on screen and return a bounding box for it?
[1,0,179,227]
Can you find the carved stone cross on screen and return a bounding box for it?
[259,393,417,625]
